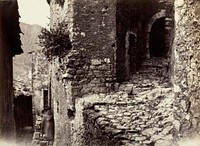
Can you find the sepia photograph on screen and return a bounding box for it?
[1,0,200,145]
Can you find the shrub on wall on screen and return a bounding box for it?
[46,0,65,7]
[38,22,72,60]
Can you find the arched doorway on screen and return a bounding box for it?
[149,17,166,57]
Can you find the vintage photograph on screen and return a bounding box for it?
[1,0,200,145]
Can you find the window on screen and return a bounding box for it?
[43,90,48,108]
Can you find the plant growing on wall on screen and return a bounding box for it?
[46,0,65,7]
[38,22,72,60]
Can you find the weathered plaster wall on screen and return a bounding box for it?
[50,57,71,146]
[173,0,200,138]
[52,50,90,146]
[32,50,50,115]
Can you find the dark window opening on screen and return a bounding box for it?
[149,17,166,57]
[43,90,49,109]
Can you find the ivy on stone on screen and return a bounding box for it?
[38,22,72,60]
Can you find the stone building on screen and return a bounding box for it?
[32,0,200,146]
[31,49,51,115]
[0,0,23,140]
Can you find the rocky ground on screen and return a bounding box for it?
[84,57,175,146]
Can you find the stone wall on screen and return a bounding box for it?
[83,109,118,146]
[72,0,116,93]
[173,0,200,138]
[50,0,116,95]
[35,0,200,145]
[49,1,117,145]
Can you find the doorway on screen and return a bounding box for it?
[128,32,137,74]
[14,95,33,139]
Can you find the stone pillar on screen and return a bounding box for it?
[173,0,200,137]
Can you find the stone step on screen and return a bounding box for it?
[141,57,168,68]
[138,69,166,77]
[138,58,168,78]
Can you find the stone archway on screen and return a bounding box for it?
[149,17,166,57]
[146,10,166,58]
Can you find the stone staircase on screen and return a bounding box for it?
[137,57,169,80]
[83,57,175,146]
[121,57,171,96]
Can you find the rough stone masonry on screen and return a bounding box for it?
[31,0,200,145]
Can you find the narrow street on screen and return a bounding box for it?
[2,0,200,145]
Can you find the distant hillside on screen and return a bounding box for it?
[13,22,43,96]
[19,22,43,53]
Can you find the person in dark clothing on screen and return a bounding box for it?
[41,107,54,141]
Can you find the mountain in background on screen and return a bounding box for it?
[13,22,43,96]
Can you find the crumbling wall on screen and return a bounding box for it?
[173,0,200,138]
[83,109,118,146]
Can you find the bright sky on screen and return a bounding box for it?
[18,0,50,27]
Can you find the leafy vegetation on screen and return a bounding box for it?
[38,22,72,59]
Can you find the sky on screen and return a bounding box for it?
[17,0,50,27]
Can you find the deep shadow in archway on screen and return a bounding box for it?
[149,17,166,57]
